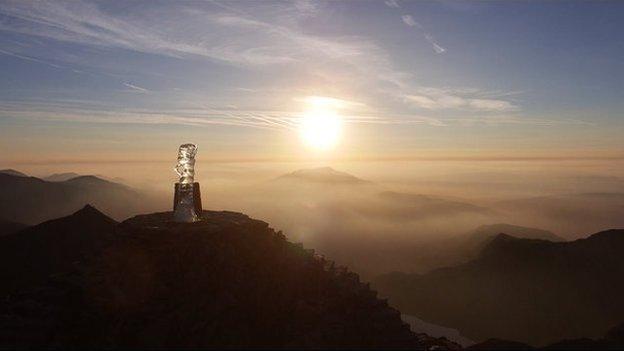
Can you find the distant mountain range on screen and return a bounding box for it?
[0,171,144,224]
[0,169,27,177]
[374,229,624,346]
[471,223,563,242]
[451,223,563,262]
[0,206,456,349]
[276,167,370,185]
[43,172,82,182]
[497,193,624,236]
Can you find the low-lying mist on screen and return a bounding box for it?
[9,159,624,278]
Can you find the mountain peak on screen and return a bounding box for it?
[0,205,118,299]
[74,203,109,216]
[63,175,111,184]
[43,172,81,182]
[277,167,368,184]
[34,203,118,230]
[473,223,564,242]
[487,232,522,245]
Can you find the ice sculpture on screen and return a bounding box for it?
[173,143,202,222]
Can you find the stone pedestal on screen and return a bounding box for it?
[173,182,202,221]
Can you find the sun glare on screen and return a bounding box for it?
[298,97,343,151]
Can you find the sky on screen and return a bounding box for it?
[0,0,623,165]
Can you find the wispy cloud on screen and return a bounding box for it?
[400,14,446,54]
[0,1,534,131]
[0,95,583,130]
[0,48,61,68]
[401,15,420,28]
[122,82,149,93]
[0,96,452,129]
[0,0,411,98]
[403,87,519,112]
[424,34,446,54]
[384,0,401,9]
[0,1,383,66]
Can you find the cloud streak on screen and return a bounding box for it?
[400,15,446,54]
[384,0,400,9]
[0,1,384,67]
[122,83,149,93]
[0,96,447,129]
[403,87,519,112]
[0,0,410,96]
[0,97,583,130]
[0,1,536,133]
[0,48,61,68]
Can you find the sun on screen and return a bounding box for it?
[298,97,343,151]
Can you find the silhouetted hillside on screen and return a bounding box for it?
[0,169,27,177]
[0,205,117,296]
[43,172,81,182]
[497,193,624,236]
[276,167,369,185]
[0,173,144,224]
[0,219,28,236]
[447,223,564,263]
[469,322,624,349]
[374,229,624,346]
[472,224,562,242]
[0,207,458,349]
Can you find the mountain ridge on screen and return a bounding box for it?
[0,173,143,224]
[0,206,458,349]
[43,172,82,182]
[0,169,27,177]
[374,228,624,346]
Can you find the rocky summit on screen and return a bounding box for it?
[0,206,458,349]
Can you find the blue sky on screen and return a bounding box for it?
[0,0,623,163]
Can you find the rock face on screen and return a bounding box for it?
[374,230,624,346]
[0,207,458,349]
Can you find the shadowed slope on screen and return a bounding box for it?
[469,322,624,350]
[0,205,117,297]
[374,229,624,346]
[0,218,28,236]
[0,208,458,349]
